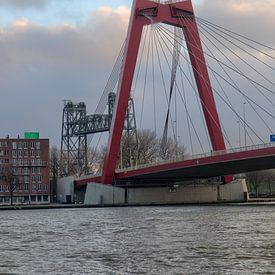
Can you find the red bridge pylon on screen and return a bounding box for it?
[102,0,231,184]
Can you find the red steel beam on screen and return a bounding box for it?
[75,146,275,188]
[116,146,275,180]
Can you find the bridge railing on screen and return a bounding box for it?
[116,143,275,173]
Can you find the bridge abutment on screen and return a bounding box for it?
[83,179,248,206]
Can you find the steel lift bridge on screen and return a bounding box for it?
[61,93,137,176]
[74,0,275,189]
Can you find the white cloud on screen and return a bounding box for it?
[0,1,274,147]
[0,0,49,9]
[0,6,130,144]
[195,0,275,45]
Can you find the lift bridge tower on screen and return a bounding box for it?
[61,93,137,176]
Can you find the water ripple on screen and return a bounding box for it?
[0,206,274,274]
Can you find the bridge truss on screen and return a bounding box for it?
[61,93,137,176]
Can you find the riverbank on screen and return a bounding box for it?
[0,198,275,210]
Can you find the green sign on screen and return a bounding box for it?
[24,132,40,139]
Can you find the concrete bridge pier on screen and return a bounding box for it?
[83,179,248,206]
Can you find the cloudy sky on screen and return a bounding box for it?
[0,0,274,150]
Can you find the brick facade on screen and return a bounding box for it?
[0,137,50,204]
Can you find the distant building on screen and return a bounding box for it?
[0,133,50,204]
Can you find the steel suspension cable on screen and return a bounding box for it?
[155,25,264,143]
[155,26,206,151]
[180,29,212,150]
[87,40,126,147]
[196,19,275,110]
[139,26,152,130]
[132,26,150,98]
[95,40,126,114]
[179,54,194,154]
[153,28,177,142]
[194,19,274,133]
[158,23,275,96]
[162,27,183,147]
[179,18,238,148]
[156,25,233,148]
[158,24,275,122]
[183,17,273,140]
[197,19,275,86]
[151,27,157,134]
[196,17,275,58]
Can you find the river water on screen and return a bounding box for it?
[0,205,274,274]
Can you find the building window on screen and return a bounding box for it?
[30,142,35,149]
[0,185,3,192]
[23,150,28,158]
[1,142,7,147]
[18,150,22,158]
[43,195,48,202]
[37,175,42,183]
[32,184,36,192]
[36,150,40,158]
[4,150,9,156]
[30,150,35,158]
[37,167,41,174]
[12,142,17,149]
[31,167,36,174]
[0,150,3,157]
[38,183,42,191]
[24,184,29,191]
[36,142,40,149]
[44,184,48,191]
[24,176,29,183]
[23,168,29,174]
[12,150,17,158]
[18,142,22,149]
[32,175,36,182]
[23,142,28,149]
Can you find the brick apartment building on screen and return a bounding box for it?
[0,133,50,204]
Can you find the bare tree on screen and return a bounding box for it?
[246,170,275,197]
[87,129,187,172]
[0,166,21,205]
[262,170,275,196]
[87,146,102,175]
[93,145,107,174]
[131,129,158,166]
[246,171,261,196]
[119,129,186,168]
[158,136,186,161]
[50,146,60,202]
[119,134,138,168]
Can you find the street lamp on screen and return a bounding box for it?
[243,102,247,147]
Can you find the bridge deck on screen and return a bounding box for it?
[75,144,275,188]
